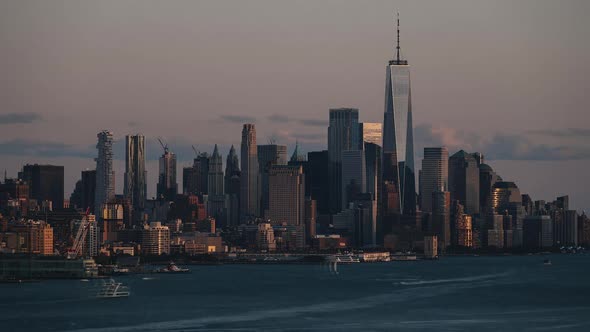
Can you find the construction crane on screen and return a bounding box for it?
[192,145,200,157]
[157,137,169,153]
[67,208,90,259]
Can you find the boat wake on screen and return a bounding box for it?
[398,272,511,286]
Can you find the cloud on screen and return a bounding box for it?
[0,139,94,158]
[528,128,590,138]
[219,114,256,123]
[414,124,590,161]
[0,112,43,125]
[267,114,290,123]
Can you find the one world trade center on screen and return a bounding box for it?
[382,14,416,216]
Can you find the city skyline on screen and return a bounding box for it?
[0,0,588,212]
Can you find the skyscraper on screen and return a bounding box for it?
[341,150,366,209]
[421,147,449,212]
[328,108,360,213]
[382,14,416,216]
[95,131,115,217]
[432,190,451,249]
[240,124,260,218]
[449,150,480,214]
[157,146,177,201]
[124,134,146,221]
[258,144,287,214]
[307,150,330,216]
[267,165,305,226]
[225,145,241,226]
[208,145,225,223]
[20,164,65,210]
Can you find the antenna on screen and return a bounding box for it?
[396,12,400,63]
[268,136,277,145]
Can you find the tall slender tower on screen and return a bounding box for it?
[157,147,177,201]
[240,124,260,219]
[225,145,241,226]
[208,145,224,196]
[382,13,416,216]
[124,134,146,219]
[95,130,115,217]
[421,147,449,212]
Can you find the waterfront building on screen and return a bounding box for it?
[523,215,553,248]
[94,131,115,217]
[257,223,276,251]
[20,164,64,210]
[451,201,473,248]
[142,222,170,255]
[100,202,124,242]
[124,134,147,221]
[424,235,438,258]
[486,214,504,248]
[449,150,479,214]
[328,108,360,213]
[432,191,451,249]
[382,15,416,216]
[240,124,260,219]
[420,147,449,212]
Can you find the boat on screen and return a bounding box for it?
[156,262,190,273]
[96,279,130,298]
[543,259,552,266]
[328,254,360,264]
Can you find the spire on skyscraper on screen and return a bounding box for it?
[396,12,400,63]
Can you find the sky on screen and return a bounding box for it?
[0,0,589,212]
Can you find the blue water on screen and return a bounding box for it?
[1,255,589,331]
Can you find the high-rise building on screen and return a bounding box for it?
[452,201,473,248]
[80,170,96,213]
[449,150,480,214]
[266,165,305,226]
[258,144,287,214]
[307,151,330,216]
[523,215,553,248]
[142,222,170,255]
[94,131,115,218]
[432,190,451,249]
[341,150,366,209]
[328,108,360,213]
[20,164,65,210]
[304,198,317,243]
[382,15,416,216]
[479,163,501,213]
[364,142,382,218]
[124,134,146,220]
[183,152,209,195]
[225,145,241,226]
[208,145,225,224]
[240,124,260,218]
[420,147,448,212]
[359,122,382,147]
[157,146,178,201]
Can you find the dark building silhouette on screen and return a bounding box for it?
[20,164,64,210]
[225,145,241,226]
[448,150,479,214]
[258,144,287,214]
[306,150,330,216]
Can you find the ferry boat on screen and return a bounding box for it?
[543,258,552,266]
[156,262,190,273]
[328,254,361,264]
[96,279,130,298]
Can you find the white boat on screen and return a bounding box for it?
[96,279,130,298]
[328,254,360,264]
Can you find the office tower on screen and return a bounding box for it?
[124,134,146,220]
[141,222,170,255]
[225,145,241,226]
[307,150,330,215]
[364,142,382,214]
[328,108,360,213]
[479,163,501,213]
[554,210,578,246]
[523,215,553,248]
[432,190,451,249]
[382,15,416,216]
[486,214,504,248]
[258,144,288,214]
[69,170,96,213]
[359,122,382,147]
[420,147,449,212]
[556,195,569,210]
[449,150,479,214]
[489,182,524,218]
[452,201,473,248]
[20,164,65,210]
[240,124,260,218]
[157,147,178,201]
[522,194,533,216]
[196,153,210,194]
[341,150,366,209]
[578,213,590,246]
[182,166,198,195]
[354,193,378,247]
[305,198,317,243]
[208,145,225,223]
[94,131,115,217]
[207,145,224,196]
[266,165,305,226]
